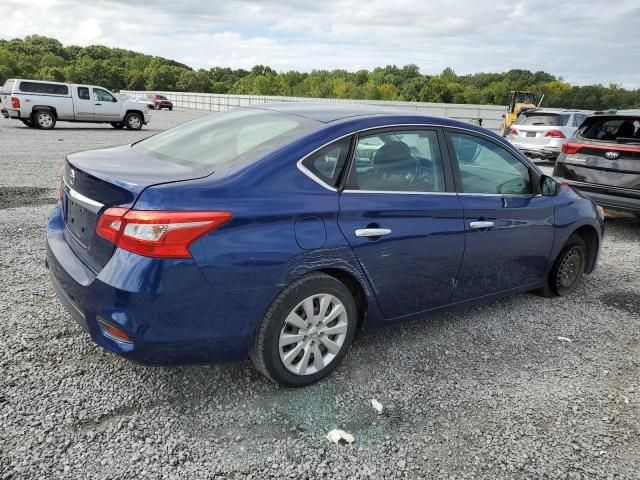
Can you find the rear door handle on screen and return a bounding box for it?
[355,228,392,237]
[469,221,495,229]
[94,102,102,106]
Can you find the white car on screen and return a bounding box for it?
[507,109,592,161]
[1,79,150,130]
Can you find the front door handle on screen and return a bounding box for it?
[94,102,102,106]
[355,228,392,237]
[469,221,495,229]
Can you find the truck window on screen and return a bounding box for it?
[93,88,115,102]
[77,87,90,100]
[19,81,69,95]
[2,80,15,95]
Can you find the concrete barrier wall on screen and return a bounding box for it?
[122,90,507,133]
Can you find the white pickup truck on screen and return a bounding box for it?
[1,79,150,130]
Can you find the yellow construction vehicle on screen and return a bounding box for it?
[500,90,538,136]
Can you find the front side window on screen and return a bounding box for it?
[346,130,446,193]
[301,137,352,188]
[450,132,532,195]
[93,88,115,102]
[134,108,318,167]
[77,87,90,100]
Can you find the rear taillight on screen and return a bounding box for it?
[562,143,583,155]
[545,130,566,138]
[510,128,519,136]
[11,97,20,109]
[96,209,232,258]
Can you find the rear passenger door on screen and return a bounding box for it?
[445,129,556,301]
[75,87,94,120]
[337,128,466,319]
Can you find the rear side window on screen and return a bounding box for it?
[2,80,15,94]
[520,113,569,126]
[581,117,640,142]
[134,108,318,167]
[19,81,68,95]
[572,114,587,127]
[77,87,90,100]
[301,137,352,188]
[346,130,446,193]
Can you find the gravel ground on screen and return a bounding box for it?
[0,111,639,480]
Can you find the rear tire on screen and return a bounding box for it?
[250,273,357,387]
[33,110,56,130]
[124,112,143,130]
[21,119,35,128]
[537,234,586,297]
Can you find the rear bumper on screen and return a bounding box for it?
[511,141,561,159]
[1,108,20,119]
[46,202,274,365]
[563,180,640,214]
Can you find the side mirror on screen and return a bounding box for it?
[541,175,562,196]
[112,97,118,102]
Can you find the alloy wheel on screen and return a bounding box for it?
[37,113,53,128]
[278,293,348,376]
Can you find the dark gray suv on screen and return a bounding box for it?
[554,111,640,216]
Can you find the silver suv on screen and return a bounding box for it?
[507,109,592,161]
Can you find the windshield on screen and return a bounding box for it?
[157,95,167,100]
[134,108,319,166]
[519,113,569,127]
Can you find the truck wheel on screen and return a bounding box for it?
[125,112,143,130]
[33,110,56,130]
[110,122,125,129]
[21,119,35,128]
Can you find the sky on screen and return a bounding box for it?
[2,0,640,88]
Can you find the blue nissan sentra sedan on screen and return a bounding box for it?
[46,103,604,386]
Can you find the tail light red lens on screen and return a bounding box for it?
[510,128,519,136]
[11,97,20,109]
[562,143,583,155]
[545,130,566,138]
[96,209,232,258]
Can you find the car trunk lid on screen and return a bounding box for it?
[62,145,212,272]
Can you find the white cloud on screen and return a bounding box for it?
[1,0,639,87]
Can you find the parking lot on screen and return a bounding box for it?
[0,110,638,479]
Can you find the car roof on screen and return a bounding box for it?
[248,102,429,123]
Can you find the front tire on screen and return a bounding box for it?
[33,110,56,130]
[251,273,357,387]
[538,234,586,297]
[21,119,35,128]
[124,112,143,130]
[111,122,125,129]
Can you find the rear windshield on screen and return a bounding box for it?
[2,80,15,95]
[156,95,167,100]
[518,113,570,126]
[134,108,319,166]
[580,117,640,143]
[19,81,69,95]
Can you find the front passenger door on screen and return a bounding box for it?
[446,130,556,301]
[92,88,121,121]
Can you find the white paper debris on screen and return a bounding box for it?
[557,336,572,343]
[371,399,384,415]
[326,429,354,444]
